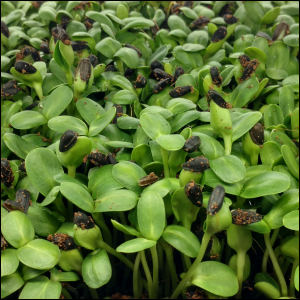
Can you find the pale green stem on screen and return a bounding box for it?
[42,124,48,137]
[290,257,299,298]
[150,245,159,298]
[184,255,192,269]
[133,253,141,299]
[66,69,73,87]
[236,251,246,299]
[89,288,99,299]
[32,82,44,100]
[160,146,170,178]
[234,196,246,209]
[223,134,232,155]
[264,233,288,297]
[170,232,212,299]
[92,213,112,246]
[262,228,280,273]
[140,250,155,299]
[68,165,76,178]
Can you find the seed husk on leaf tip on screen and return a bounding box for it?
[47,233,77,250]
[88,54,98,67]
[211,26,227,43]
[1,80,22,98]
[207,185,225,215]
[15,61,37,74]
[153,77,171,93]
[1,159,14,188]
[231,209,262,225]
[78,58,92,82]
[182,156,210,173]
[138,172,159,187]
[87,152,108,167]
[2,189,31,213]
[249,123,264,146]
[74,211,95,229]
[71,41,89,52]
[172,66,184,83]
[40,41,50,53]
[169,85,194,98]
[191,16,210,29]
[153,69,173,81]
[134,74,147,89]
[150,60,164,71]
[272,21,290,41]
[207,89,232,109]
[238,54,251,68]
[59,130,78,152]
[112,104,123,123]
[124,68,136,78]
[58,29,71,45]
[185,180,203,207]
[223,14,238,24]
[239,59,260,82]
[210,66,222,87]
[183,136,201,153]
[16,46,41,62]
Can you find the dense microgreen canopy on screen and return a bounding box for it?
[1,1,299,299]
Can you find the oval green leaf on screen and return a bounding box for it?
[116,238,156,253]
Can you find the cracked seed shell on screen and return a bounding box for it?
[182,156,210,173]
[152,77,171,93]
[172,66,184,83]
[272,21,290,41]
[153,68,173,81]
[78,58,92,82]
[231,209,262,225]
[223,14,238,24]
[112,104,123,123]
[87,152,109,167]
[59,130,78,152]
[185,180,203,207]
[169,85,194,98]
[58,29,71,45]
[1,80,22,98]
[210,66,222,87]
[190,16,210,29]
[2,189,31,213]
[48,233,77,250]
[183,136,201,153]
[211,26,227,43]
[16,46,41,62]
[207,185,225,215]
[74,211,95,229]
[239,59,260,82]
[138,172,159,187]
[238,54,251,68]
[207,89,232,109]
[249,123,264,146]
[1,159,14,188]
[15,61,37,74]
[134,74,147,89]
[51,26,60,43]
[88,54,98,67]
[40,41,50,53]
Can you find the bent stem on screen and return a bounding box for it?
[140,250,155,299]
[92,212,112,246]
[150,245,159,298]
[66,69,73,87]
[264,233,288,297]
[236,251,246,299]
[170,232,212,299]
[262,228,280,273]
[160,146,170,178]
[223,134,232,156]
[290,257,299,298]
[133,252,141,299]
[32,82,44,100]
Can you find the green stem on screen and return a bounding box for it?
[282,259,291,276]
[68,165,76,178]
[264,233,288,297]
[150,245,159,298]
[250,153,259,166]
[234,196,246,209]
[54,194,67,219]
[140,250,155,299]
[164,262,171,298]
[92,213,112,246]
[160,238,178,292]
[32,82,44,100]
[89,287,99,299]
[225,242,232,265]
[42,124,48,137]
[98,240,134,271]
[236,251,246,299]
[61,288,72,299]
[160,146,170,178]
[170,232,212,299]
[290,257,299,298]
[262,228,280,273]
[66,70,73,87]
[223,134,232,156]
[133,253,141,299]
[184,255,192,269]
